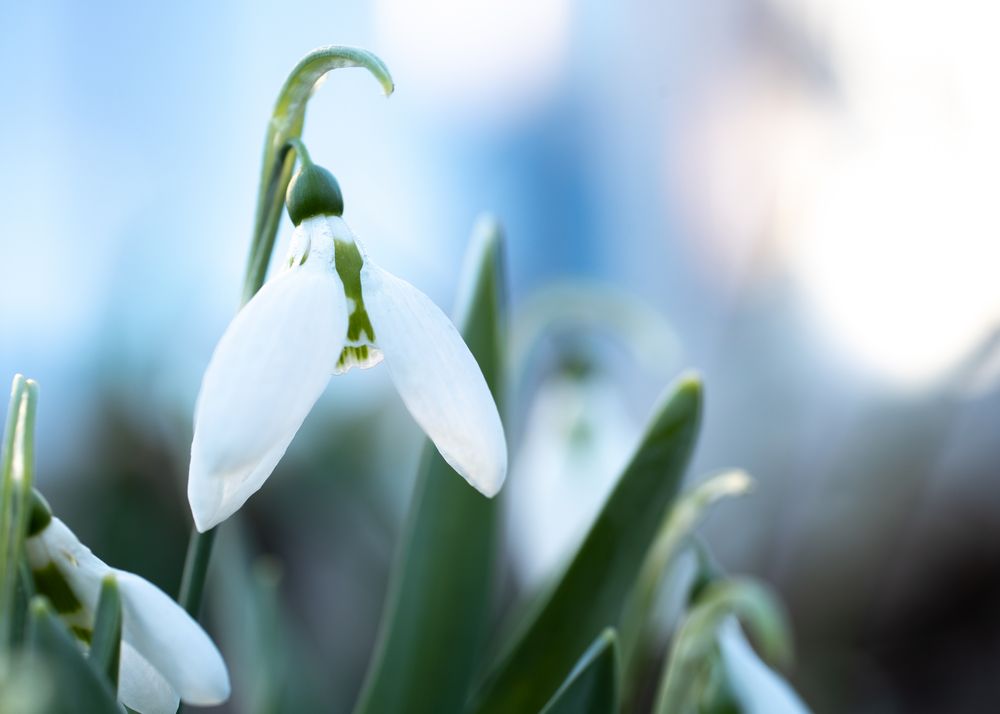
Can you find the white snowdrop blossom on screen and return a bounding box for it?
[717,617,811,714]
[189,179,506,531]
[506,369,637,588]
[25,514,231,714]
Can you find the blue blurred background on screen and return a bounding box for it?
[3,1,1000,711]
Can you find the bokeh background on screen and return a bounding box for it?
[3,1,1000,712]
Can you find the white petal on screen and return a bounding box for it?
[718,618,810,714]
[26,517,110,612]
[189,263,349,530]
[361,261,507,496]
[116,570,231,707]
[118,642,180,714]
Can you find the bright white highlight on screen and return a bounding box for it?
[374,0,572,123]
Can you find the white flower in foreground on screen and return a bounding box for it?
[189,163,506,531]
[25,502,230,714]
[717,617,811,714]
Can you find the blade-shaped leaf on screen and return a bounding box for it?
[353,217,506,714]
[539,629,619,714]
[1,375,37,650]
[89,575,122,691]
[653,577,794,714]
[470,372,703,714]
[28,597,120,713]
[620,470,754,685]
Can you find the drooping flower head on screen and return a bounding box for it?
[24,493,230,714]
[189,161,507,531]
[716,617,811,714]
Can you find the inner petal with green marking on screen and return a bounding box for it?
[333,238,382,374]
[31,561,92,641]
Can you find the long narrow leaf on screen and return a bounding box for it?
[470,372,703,714]
[28,597,120,713]
[0,376,37,650]
[353,218,506,714]
[539,629,619,714]
[88,575,122,690]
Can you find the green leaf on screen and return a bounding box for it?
[470,372,703,714]
[620,470,754,686]
[89,575,122,691]
[244,46,394,304]
[28,597,120,713]
[653,577,793,714]
[539,629,619,714]
[0,375,37,650]
[353,217,506,714]
[0,650,53,714]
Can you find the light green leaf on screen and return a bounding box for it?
[470,372,703,714]
[353,218,506,714]
[0,651,53,714]
[0,375,37,651]
[89,575,122,691]
[539,629,619,714]
[620,470,754,686]
[28,597,120,713]
[244,46,393,303]
[653,577,793,714]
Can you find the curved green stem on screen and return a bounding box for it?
[243,46,393,305]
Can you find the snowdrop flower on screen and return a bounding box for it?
[189,162,506,531]
[506,363,637,588]
[716,617,811,714]
[24,495,230,714]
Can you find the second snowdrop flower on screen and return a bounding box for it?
[25,494,230,714]
[189,160,507,531]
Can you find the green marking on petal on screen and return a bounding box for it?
[32,563,83,615]
[70,625,92,644]
[333,238,382,373]
[334,239,376,342]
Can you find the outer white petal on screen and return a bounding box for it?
[189,263,349,531]
[25,517,110,611]
[361,260,507,496]
[718,618,811,714]
[118,642,180,714]
[116,570,231,707]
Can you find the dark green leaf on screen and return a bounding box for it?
[353,218,506,714]
[539,629,619,714]
[89,575,123,690]
[28,597,120,713]
[470,372,703,714]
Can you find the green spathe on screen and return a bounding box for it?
[286,164,344,224]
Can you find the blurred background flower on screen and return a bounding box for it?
[3,1,1000,712]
